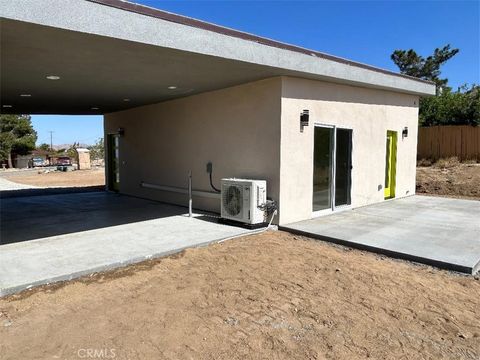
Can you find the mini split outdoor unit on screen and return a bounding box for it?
[221,179,267,225]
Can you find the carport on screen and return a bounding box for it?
[0,0,295,295]
[1,0,296,296]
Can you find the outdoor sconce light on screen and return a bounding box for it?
[117,127,125,137]
[402,127,408,138]
[300,109,309,132]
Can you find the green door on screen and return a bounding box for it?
[384,131,397,199]
[107,134,120,192]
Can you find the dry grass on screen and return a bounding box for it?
[432,156,461,169]
[1,168,105,187]
[417,158,434,167]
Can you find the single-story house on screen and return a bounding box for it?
[12,154,33,169]
[31,149,52,167]
[1,0,435,225]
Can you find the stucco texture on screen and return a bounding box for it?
[279,77,419,224]
[104,78,281,213]
[105,76,419,225]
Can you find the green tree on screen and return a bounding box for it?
[420,85,480,126]
[391,44,459,90]
[391,45,479,126]
[66,145,77,160]
[88,137,104,160]
[37,143,50,151]
[0,115,37,168]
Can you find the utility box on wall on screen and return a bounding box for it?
[76,148,91,170]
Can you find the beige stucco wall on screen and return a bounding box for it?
[104,78,282,213]
[104,75,420,225]
[279,77,419,224]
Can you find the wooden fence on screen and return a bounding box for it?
[417,125,480,161]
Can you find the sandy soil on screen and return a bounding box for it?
[416,162,480,200]
[0,168,105,187]
[1,231,479,360]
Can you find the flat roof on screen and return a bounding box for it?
[0,0,435,115]
[91,0,433,86]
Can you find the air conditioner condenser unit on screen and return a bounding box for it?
[220,178,267,225]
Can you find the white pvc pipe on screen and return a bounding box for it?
[140,182,220,199]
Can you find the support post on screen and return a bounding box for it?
[188,170,192,217]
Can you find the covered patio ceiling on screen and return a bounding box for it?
[0,0,435,115]
[1,19,284,115]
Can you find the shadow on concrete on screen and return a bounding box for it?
[193,214,222,224]
[0,185,105,199]
[0,191,211,245]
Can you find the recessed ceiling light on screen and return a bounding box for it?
[123,98,130,102]
[167,86,177,90]
[91,107,99,110]
[20,94,31,97]
[46,75,60,80]
[2,104,12,108]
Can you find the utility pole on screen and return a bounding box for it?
[49,131,54,151]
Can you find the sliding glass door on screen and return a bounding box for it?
[313,125,352,214]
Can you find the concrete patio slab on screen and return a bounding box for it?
[0,192,253,296]
[280,196,480,275]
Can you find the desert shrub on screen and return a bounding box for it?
[417,158,433,167]
[433,156,460,168]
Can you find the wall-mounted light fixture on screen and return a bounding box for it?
[300,109,309,132]
[402,127,408,139]
[117,127,125,137]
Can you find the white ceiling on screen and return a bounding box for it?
[1,19,282,114]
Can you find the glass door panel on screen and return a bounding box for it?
[335,129,352,207]
[313,127,333,211]
[107,134,120,192]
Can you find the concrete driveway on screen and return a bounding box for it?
[281,196,480,275]
[0,192,253,296]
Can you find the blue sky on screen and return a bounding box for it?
[32,0,479,146]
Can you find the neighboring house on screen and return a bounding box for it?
[12,154,32,169]
[31,149,51,166]
[0,0,436,225]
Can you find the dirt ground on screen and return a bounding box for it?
[1,231,479,360]
[0,168,105,187]
[416,160,480,200]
